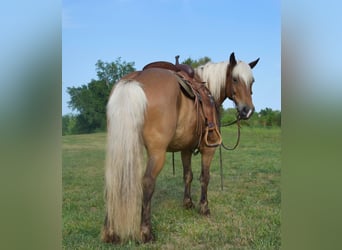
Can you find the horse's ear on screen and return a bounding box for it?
[229,52,237,67]
[249,58,260,69]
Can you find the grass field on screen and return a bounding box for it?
[63,127,281,249]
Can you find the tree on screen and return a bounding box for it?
[95,57,135,87]
[181,56,211,68]
[258,108,281,127]
[62,114,76,135]
[67,58,136,134]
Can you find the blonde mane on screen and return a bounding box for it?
[195,60,254,101]
[195,61,228,101]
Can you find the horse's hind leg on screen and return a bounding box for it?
[102,214,121,243]
[141,150,166,243]
[199,148,216,216]
[181,150,195,209]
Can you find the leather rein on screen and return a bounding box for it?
[218,112,241,190]
[219,113,241,151]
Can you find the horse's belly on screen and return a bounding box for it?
[167,130,198,152]
[167,99,199,152]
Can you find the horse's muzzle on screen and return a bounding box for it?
[238,105,254,120]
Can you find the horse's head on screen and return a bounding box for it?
[226,53,259,120]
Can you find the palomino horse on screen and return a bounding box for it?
[102,52,259,243]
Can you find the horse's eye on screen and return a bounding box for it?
[232,77,238,83]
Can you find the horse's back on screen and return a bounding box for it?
[136,68,181,108]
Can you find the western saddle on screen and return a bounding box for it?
[142,56,222,149]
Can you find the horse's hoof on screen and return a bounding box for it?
[140,225,153,243]
[101,228,121,244]
[199,205,211,216]
[201,208,211,216]
[183,198,195,209]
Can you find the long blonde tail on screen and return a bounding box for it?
[103,79,147,242]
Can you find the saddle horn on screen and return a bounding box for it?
[175,55,180,65]
[174,55,194,78]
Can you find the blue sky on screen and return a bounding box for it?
[62,0,280,114]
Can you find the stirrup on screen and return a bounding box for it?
[204,126,222,147]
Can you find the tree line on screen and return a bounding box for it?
[63,57,280,135]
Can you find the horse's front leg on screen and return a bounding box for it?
[141,150,165,243]
[199,147,216,216]
[181,150,195,209]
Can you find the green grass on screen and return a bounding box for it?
[63,127,281,249]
